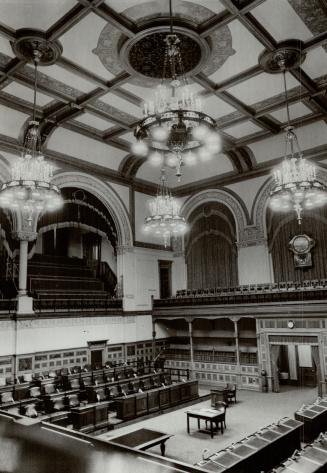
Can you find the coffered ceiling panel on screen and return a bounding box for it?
[47,128,127,171]
[100,92,143,119]
[43,65,96,95]
[2,81,54,107]
[59,13,116,81]
[223,121,263,139]
[269,102,313,123]
[208,20,265,84]
[0,36,14,59]
[0,105,29,139]
[252,0,314,42]
[227,72,300,107]
[249,121,327,164]
[200,95,236,119]
[0,0,76,30]
[301,47,327,79]
[73,113,115,131]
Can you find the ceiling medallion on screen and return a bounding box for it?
[259,40,306,73]
[11,29,63,65]
[120,26,208,81]
[131,0,221,182]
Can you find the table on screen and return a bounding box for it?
[186,408,225,438]
[295,399,327,442]
[110,428,172,456]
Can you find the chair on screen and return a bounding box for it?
[44,383,56,395]
[67,394,79,408]
[226,384,237,404]
[30,387,41,398]
[206,401,226,433]
[1,391,14,404]
[96,389,106,402]
[0,377,6,386]
[24,403,38,418]
[53,397,65,411]
[70,378,80,390]
[108,385,119,399]
[23,373,33,382]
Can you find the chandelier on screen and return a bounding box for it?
[269,57,327,224]
[0,49,62,222]
[133,0,221,182]
[144,168,187,246]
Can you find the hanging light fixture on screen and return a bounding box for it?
[269,54,327,224]
[0,48,63,222]
[133,0,221,182]
[144,168,187,246]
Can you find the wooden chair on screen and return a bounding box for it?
[226,384,237,404]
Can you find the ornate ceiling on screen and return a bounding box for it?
[0,0,326,196]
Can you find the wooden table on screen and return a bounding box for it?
[186,408,225,438]
[110,428,172,456]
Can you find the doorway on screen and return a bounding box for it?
[270,342,320,392]
[158,260,172,299]
[90,349,103,370]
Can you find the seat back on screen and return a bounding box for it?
[25,404,38,418]
[70,378,80,389]
[96,389,106,402]
[1,391,14,403]
[44,383,56,395]
[30,387,41,398]
[108,385,119,398]
[68,394,79,407]
[53,397,65,411]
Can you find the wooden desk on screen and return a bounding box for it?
[110,428,172,456]
[295,400,327,442]
[196,417,303,473]
[70,400,112,433]
[186,408,225,438]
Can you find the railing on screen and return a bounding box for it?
[0,299,17,313]
[33,297,123,313]
[154,283,327,307]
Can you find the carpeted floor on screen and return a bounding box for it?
[98,385,317,465]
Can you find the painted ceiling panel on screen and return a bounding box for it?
[0,105,29,139]
[47,127,127,171]
[223,121,263,139]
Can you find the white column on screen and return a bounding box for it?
[18,240,29,294]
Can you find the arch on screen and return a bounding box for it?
[252,166,327,238]
[181,188,248,242]
[52,172,133,247]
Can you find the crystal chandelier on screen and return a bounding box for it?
[144,168,188,246]
[0,49,62,222]
[133,0,221,182]
[269,58,327,224]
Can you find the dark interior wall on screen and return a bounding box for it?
[267,206,327,282]
[185,202,238,289]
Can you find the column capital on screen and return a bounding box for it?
[13,231,38,242]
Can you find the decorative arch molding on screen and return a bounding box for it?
[181,189,249,244]
[252,167,327,239]
[52,172,133,246]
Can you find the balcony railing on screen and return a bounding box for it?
[154,280,327,307]
[0,299,17,313]
[33,297,123,313]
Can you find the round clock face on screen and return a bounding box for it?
[292,235,310,254]
[287,320,294,329]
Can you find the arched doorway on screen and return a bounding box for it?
[185,202,238,289]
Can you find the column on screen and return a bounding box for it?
[14,231,37,314]
[233,319,240,367]
[152,319,156,360]
[188,319,194,379]
[18,240,29,295]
